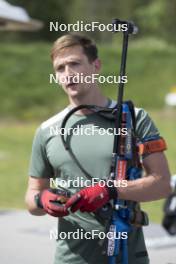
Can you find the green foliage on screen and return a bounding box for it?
[163,0,176,42]
[135,0,166,35]
[0,42,67,119]
[131,0,176,43]
[6,0,72,40]
[68,0,140,43]
[2,0,176,42]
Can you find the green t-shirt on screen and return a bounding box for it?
[29,101,160,264]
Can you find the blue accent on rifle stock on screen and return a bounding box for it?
[107,102,141,264]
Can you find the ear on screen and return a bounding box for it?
[92,58,101,72]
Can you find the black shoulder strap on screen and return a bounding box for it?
[125,100,136,133]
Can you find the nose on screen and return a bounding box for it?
[64,65,77,85]
[65,65,75,77]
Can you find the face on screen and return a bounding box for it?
[53,45,101,99]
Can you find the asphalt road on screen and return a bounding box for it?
[0,210,176,264]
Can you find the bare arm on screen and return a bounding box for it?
[117,152,172,202]
[25,176,50,216]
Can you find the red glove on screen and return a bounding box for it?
[36,189,70,217]
[65,183,117,213]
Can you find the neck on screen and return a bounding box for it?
[68,86,109,114]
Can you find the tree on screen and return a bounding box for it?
[7,0,72,40]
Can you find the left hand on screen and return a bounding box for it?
[65,183,117,213]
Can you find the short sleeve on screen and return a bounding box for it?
[28,127,54,178]
[135,108,163,159]
[135,108,160,142]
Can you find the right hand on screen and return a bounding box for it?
[38,188,69,217]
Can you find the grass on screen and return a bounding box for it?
[0,109,175,223]
[0,121,37,208]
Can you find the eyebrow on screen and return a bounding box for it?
[54,58,82,69]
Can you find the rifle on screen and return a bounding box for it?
[60,19,147,264]
[106,19,140,264]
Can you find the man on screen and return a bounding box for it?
[25,33,171,264]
